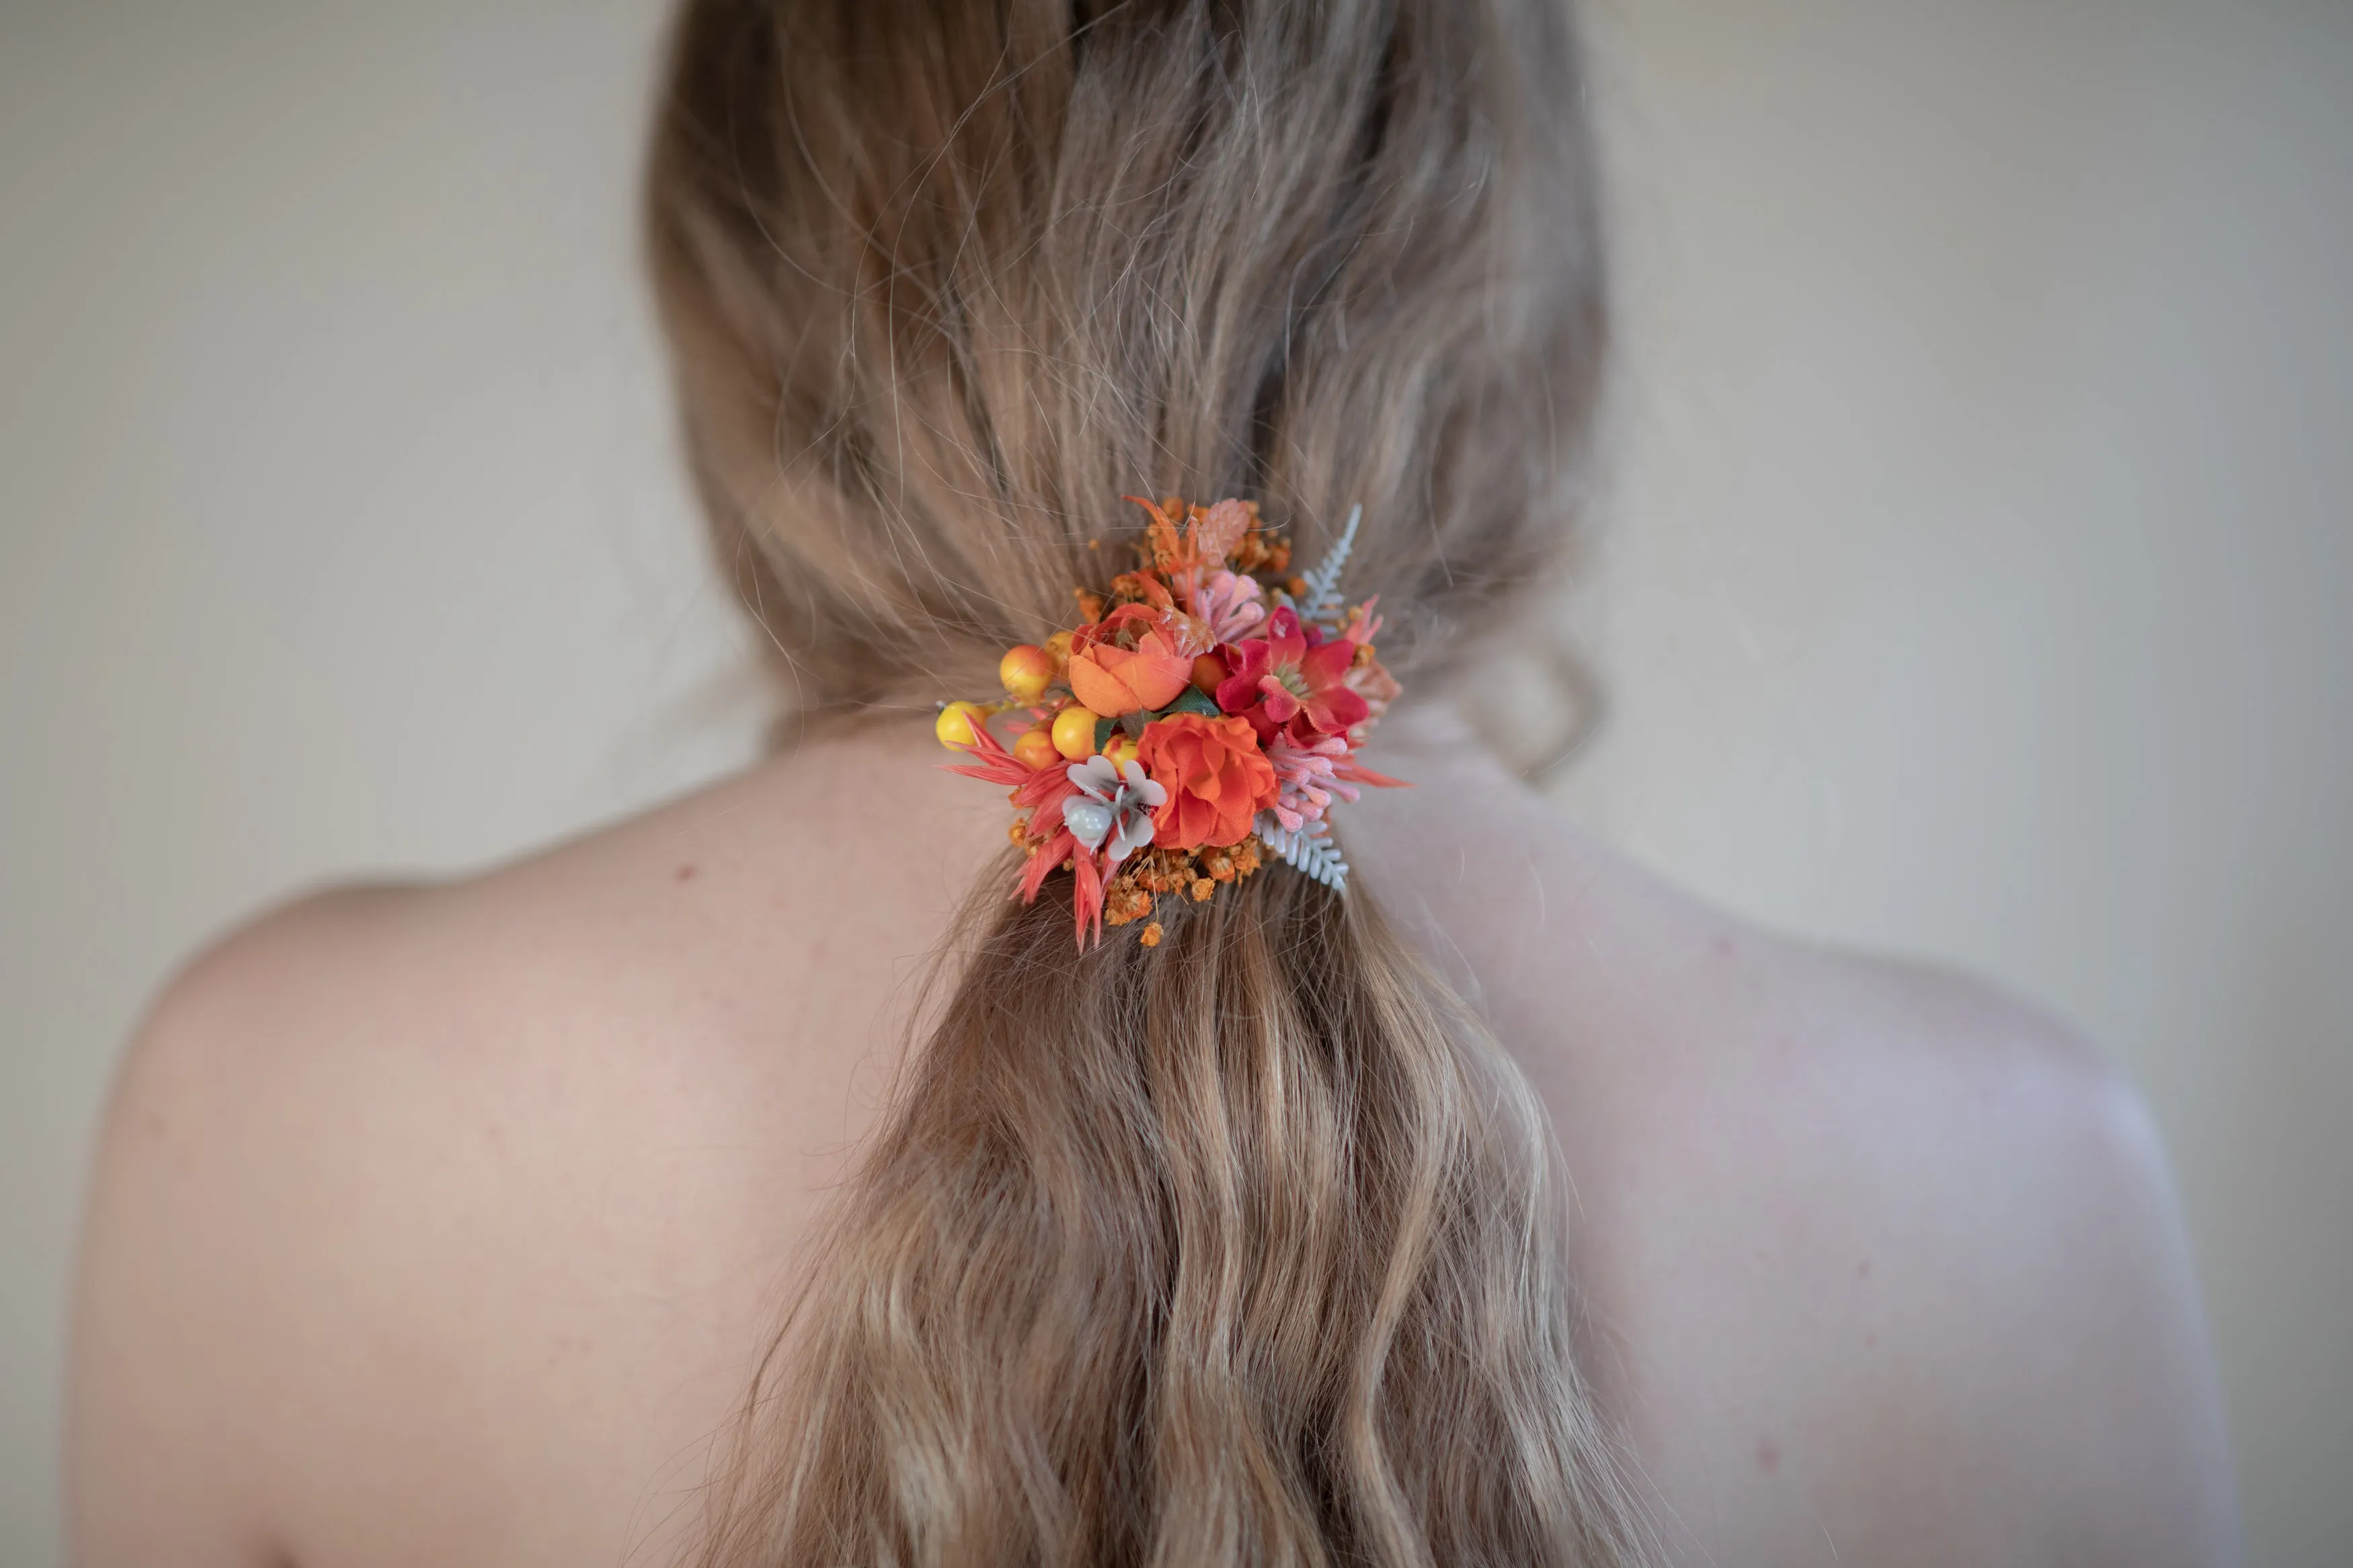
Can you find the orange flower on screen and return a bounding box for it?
[1067,604,1195,716]
[1138,713,1277,850]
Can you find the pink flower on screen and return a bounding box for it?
[1213,605,1371,744]
[1331,595,1399,742]
[1342,658,1401,741]
[1265,733,1355,832]
[1189,569,1267,644]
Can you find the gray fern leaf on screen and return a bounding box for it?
[1293,503,1363,632]
[1254,813,1351,894]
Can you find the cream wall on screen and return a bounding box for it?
[1574,6,2353,1564]
[2,2,2346,1565]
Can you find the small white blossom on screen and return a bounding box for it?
[1062,753,1166,867]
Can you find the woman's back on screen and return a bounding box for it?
[70,712,2235,1565]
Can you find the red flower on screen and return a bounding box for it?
[1213,605,1371,743]
[1136,713,1278,850]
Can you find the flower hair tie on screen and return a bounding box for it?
[936,496,1405,949]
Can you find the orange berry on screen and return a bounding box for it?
[1049,704,1099,761]
[934,700,987,750]
[1012,725,1059,770]
[999,643,1056,702]
[1190,653,1225,695]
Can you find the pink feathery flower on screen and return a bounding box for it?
[1189,569,1268,645]
[1265,733,1359,833]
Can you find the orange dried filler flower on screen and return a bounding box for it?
[1103,881,1154,927]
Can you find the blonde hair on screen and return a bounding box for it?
[646,0,1644,1562]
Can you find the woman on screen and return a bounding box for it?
[68,1,2238,1564]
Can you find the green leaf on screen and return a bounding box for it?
[1159,686,1223,719]
[1093,714,1120,752]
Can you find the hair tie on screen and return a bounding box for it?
[938,497,1406,948]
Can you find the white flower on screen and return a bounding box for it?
[1062,753,1166,867]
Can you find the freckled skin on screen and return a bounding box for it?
[69,708,2240,1568]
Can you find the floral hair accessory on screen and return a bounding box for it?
[939,496,1406,948]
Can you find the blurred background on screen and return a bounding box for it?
[3,0,2347,1562]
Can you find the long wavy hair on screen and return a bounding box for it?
[645,1,1647,1563]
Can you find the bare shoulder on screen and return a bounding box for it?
[69,727,999,1567]
[1349,717,2239,1567]
[1579,940,2241,1567]
[71,713,2237,1567]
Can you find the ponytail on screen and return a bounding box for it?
[695,862,1646,1567]
[646,1,1641,1560]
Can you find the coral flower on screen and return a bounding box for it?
[1137,713,1277,850]
[1214,605,1371,743]
[1067,604,1196,716]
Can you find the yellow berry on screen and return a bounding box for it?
[1107,733,1140,769]
[999,643,1056,702]
[1042,630,1074,666]
[1050,704,1099,761]
[934,700,987,750]
[1012,725,1059,770]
